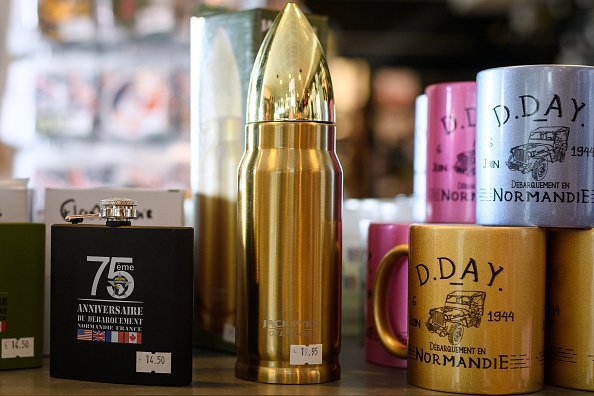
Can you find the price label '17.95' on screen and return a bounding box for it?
[2,337,34,359]
[290,344,323,365]
[136,351,172,374]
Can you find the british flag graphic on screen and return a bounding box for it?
[92,330,106,342]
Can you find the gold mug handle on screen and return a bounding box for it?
[372,243,409,359]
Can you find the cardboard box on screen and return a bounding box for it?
[0,180,32,222]
[0,224,44,370]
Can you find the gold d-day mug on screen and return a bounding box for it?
[546,228,594,391]
[373,224,546,394]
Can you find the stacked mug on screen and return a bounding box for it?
[476,65,594,392]
[371,65,593,394]
[365,82,478,370]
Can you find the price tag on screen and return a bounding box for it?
[136,351,172,374]
[2,337,34,359]
[290,344,322,365]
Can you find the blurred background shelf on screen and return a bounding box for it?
[2,0,593,204]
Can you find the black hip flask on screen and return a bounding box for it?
[50,198,193,385]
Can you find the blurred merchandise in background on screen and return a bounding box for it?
[306,0,593,199]
[370,67,419,198]
[0,2,12,179]
[0,0,592,209]
[1,0,195,220]
[329,56,371,199]
[342,196,413,339]
[0,0,310,220]
[412,94,427,222]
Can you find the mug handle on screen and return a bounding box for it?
[372,243,409,359]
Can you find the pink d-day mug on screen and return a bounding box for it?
[365,223,408,367]
[425,81,477,223]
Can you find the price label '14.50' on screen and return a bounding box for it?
[2,337,34,359]
[290,344,323,365]
[136,351,172,374]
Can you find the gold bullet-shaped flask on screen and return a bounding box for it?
[236,3,342,384]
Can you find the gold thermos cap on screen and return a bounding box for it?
[246,2,334,124]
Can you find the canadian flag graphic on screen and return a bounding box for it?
[126,332,142,344]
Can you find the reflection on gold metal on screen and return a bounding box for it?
[245,4,333,123]
[195,194,237,335]
[372,244,409,359]
[194,27,243,350]
[547,228,594,391]
[195,119,242,350]
[236,3,342,384]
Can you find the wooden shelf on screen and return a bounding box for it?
[0,337,580,395]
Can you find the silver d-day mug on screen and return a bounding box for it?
[476,65,594,227]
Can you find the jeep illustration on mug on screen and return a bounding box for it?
[505,126,569,181]
[426,290,486,345]
[454,149,476,176]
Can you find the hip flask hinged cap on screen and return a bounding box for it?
[65,198,138,226]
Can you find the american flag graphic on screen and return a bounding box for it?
[77,329,93,341]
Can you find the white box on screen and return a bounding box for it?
[0,180,31,222]
[43,188,186,355]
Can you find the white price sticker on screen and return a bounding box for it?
[290,344,322,365]
[136,352,172,374]
[2,337,34,359]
